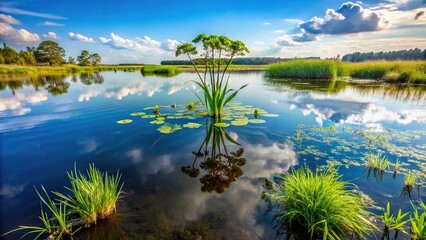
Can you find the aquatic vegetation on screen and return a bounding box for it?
[175,34,249,119]
[153,105,160,114]
[140,65,181,77]
[266,60,426,83]
[402,172,418,195]
[365,153,390,172]
[381,202,409,239]
[410,201,426,240]
[186,101,197,110]
[55,164,123,227]
[116,119,133,124]
[3,186,74,239]
[183,122,202,128]
[267,166,374,239]
[130,112,145,116]
[268,59,340,79]
[394,158,401,174]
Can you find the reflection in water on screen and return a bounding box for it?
[182,120,246,193]
[79,72,105,85]
[44,75,70,96]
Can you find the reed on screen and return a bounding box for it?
[269,167,374,239]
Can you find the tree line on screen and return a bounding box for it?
[0,41,102,66]
[160,57,320,65]
[342,48,426,62]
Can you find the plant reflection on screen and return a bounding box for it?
[182,119,246,193]
[79,72,105,85]
[43,75,70,96]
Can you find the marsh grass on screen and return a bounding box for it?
[410,201,426,240]
[3,186,74,239]
[268,60,339,79]
[55,164,123,227]
[267,60,426,83]
[140,65,181,76]
[0,64,143,75]
[269,167,374,240]
[381,202,409,239]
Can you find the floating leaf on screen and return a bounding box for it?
[116,119,133,124]
[156,117,166,121]
[157,124,182,134]
[183,122,202,128]
[249,119,266,124]
[141,115,156,119]
[150,120,165,124]
[221,117,233,121]
[231,119,248,126]
[214,122,230,128]
[130,112,145,116]
[143,107,154,110]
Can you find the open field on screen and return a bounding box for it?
[0,64,143,75]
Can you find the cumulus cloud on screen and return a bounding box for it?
[42,21,65,26]
[299,2,388,34]
[0,22,40,44]
[263,22,271,25]
[43,32,59,40]
[100,33,163,53]
[161,39,180,51]
[68,32,95,43]
[274,30,284,33]
[275,31,318,46]
[0,14,20,25]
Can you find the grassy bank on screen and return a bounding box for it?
[0,64,143,75]
[267,60,426,83]
[140,65,181,77]
[176,64,267,72]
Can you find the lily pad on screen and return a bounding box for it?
[183,122,202,128]
[116,119,133,124]
[158,124,182,134]
[142,115,156,119]
[214,122,230,128]
[249,119,266,124]
[231,119,248,126]
[130,112,145,116]
[150,120,165,124]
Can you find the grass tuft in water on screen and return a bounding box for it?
[268,166,375,239]
[55,164,123,227]
[381,202,409,239]
[2,186,74,239]
[410,201,426,240]
[268,60,339,79]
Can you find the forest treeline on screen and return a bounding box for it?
[161,57,320,65]
[342,48,426,62]
[0,41,101,66]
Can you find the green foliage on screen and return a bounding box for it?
[3,186,74,239]
[140,65,181,77]
[410,201,426,240]
[77,50,91,66]
[404,172,418,190]
[54,164,123,226]
[365,153,390,172]
[90,53,101,65]
[0,45,25,65]
[175,34,250,119]
[268,60,339,79]
[68,56,76,64]
[342,48,425,62]
[382,202,409,238]
[35,40,66,65]
[19,48,36,65]
[268,167,374,239]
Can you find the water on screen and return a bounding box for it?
[0,71,425,239]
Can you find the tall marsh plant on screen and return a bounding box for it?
[175,34,249,119]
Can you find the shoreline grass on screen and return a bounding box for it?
[268,166,375,239]
[140,65,181,77]
[0,64,143,75]
[267,60,426,83]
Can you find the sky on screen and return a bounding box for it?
[0,0,425,64]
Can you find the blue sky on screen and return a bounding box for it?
[0,0,425,63]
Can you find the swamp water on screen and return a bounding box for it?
[0,71,425,239]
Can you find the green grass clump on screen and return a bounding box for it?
[404,172,418,190]
[269,167,374,239]
[365,153,390,172]
[382,202,409,238]
[3,186,74,239]
[55,164,123,227]
[140,65,181,76]
[410,201,426,240]
[267,60,339,79]
[347,61,426,83]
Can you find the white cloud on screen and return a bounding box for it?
[299,2,388,34]
[68,32,95,43]
[283,18,302,23]
[0,14,20,25]
[42,21,65,27]
[274,30,284,33]
[0,6,66,19]
[161,39,180,51]
[100,33,164,54]
[263,22,271,25]
[43,31,59,40]
[254,41,265,45]
[0,22,40,44]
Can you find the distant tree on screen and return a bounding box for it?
[77,50,91,66]
[35,40,66,65]
[89,53,101,65]
[68,56,76,64]
[0,44,25,65]
[19,48,36,65]
[0,51,4,64]
[342,48,425,62]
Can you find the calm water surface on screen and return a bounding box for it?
[1,71,425,239]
